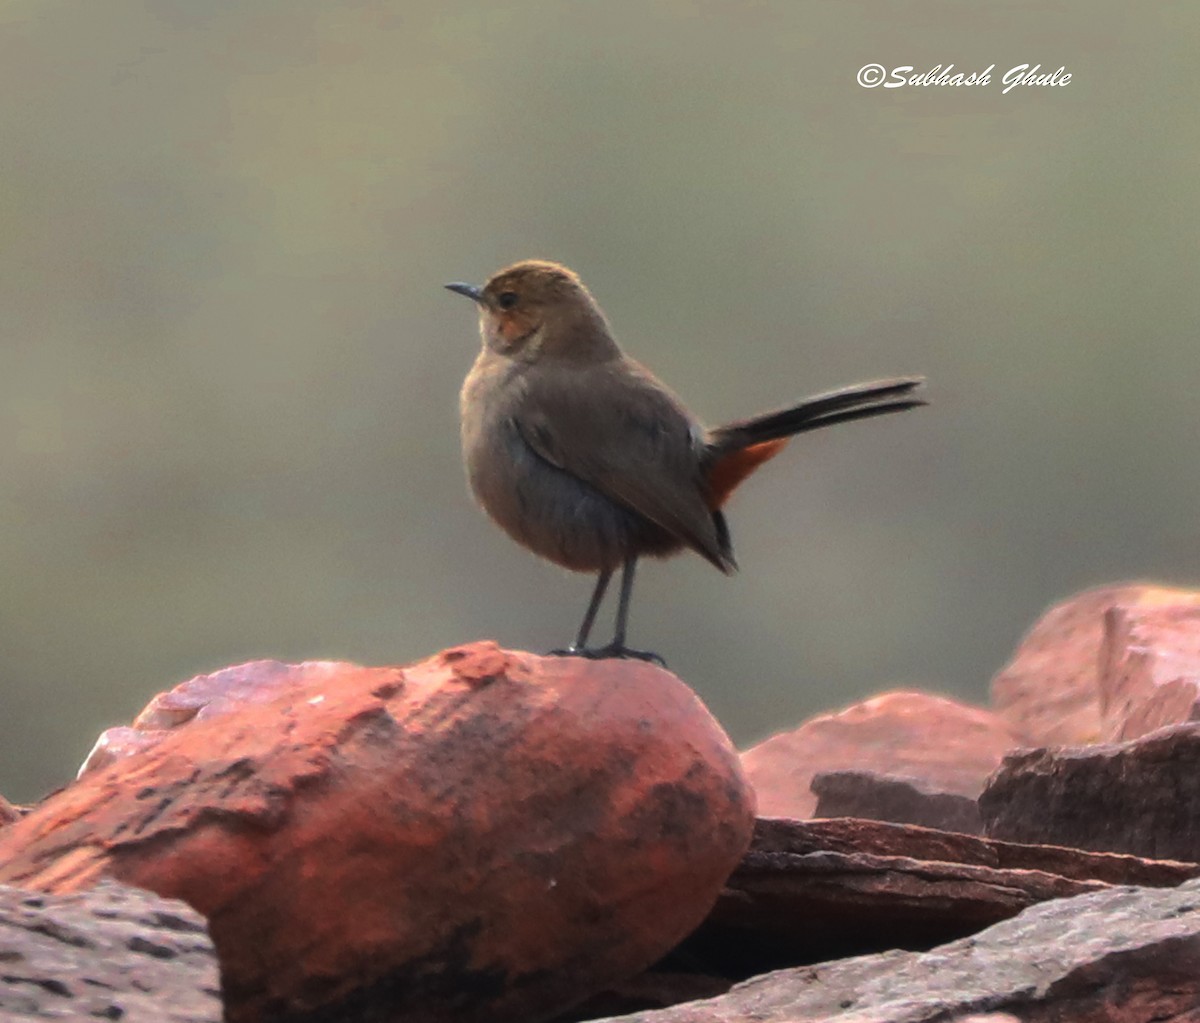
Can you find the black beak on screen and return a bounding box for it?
[444,282,484,303]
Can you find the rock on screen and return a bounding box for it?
[675,817,1198,978]
[741,691,1022,818]
[78,659,360,776]
[741,817,1199,885]
[811,769,982,834]
[596,873,1200,1022]
[952,1018,1019,1023]
[0,879,221,1022]
[990,582,1200,746]
[0,643,755,1023]
[556,974,733,1022]
[1100,602,1200,741]
[980,722,1200,860]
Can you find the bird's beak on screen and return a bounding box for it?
[444,282,484,303]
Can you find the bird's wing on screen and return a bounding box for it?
[514,360,734,572]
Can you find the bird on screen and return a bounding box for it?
[446,260,924,665]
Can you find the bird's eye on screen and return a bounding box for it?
[497,291,519,310]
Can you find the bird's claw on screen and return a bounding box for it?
[547,644,667,669]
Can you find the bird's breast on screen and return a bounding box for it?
[459,361,680,571]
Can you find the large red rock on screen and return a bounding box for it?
[990,583,1200,745]
[1100,603,1200,741]
[741,691,1022,818]
[0,643,755,1023]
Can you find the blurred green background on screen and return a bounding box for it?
[3,2,1198,802]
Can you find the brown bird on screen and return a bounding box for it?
[447,260,924,665]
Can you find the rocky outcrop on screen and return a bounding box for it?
[0,644,755,1023]
[9,579,1200,1022]
[741,691,1022,819]
[564,813,1200,1020]
[742,584,1200,834]
[8,810,1189,1023]
[0,879,221,1022]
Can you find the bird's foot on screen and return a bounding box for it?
[547,644,667,668]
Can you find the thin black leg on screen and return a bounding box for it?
[601,557,665,666]
[612,556,637,647]
[547,558,665,667]
[573,568,612,651]
[548,568,611,656]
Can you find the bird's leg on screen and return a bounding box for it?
[594,557,666,667]
[548,568,611,656]
[611,556,638,649]
[548,560,666,666]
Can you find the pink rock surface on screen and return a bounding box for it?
[0,643,755,1023]
[78,659,357,775]
[1100,603,1200,741]
[742,691,1022,818]
[991,583,1200,745]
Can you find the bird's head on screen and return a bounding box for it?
[446,260,615,361]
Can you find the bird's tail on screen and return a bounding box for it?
[703,376,925,507]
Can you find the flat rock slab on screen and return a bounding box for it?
[981,721,1200,861]
[676,817,1200,975]
[0,879,221,1022]
[742,817,1199,884]
[601,874,1200,1022]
